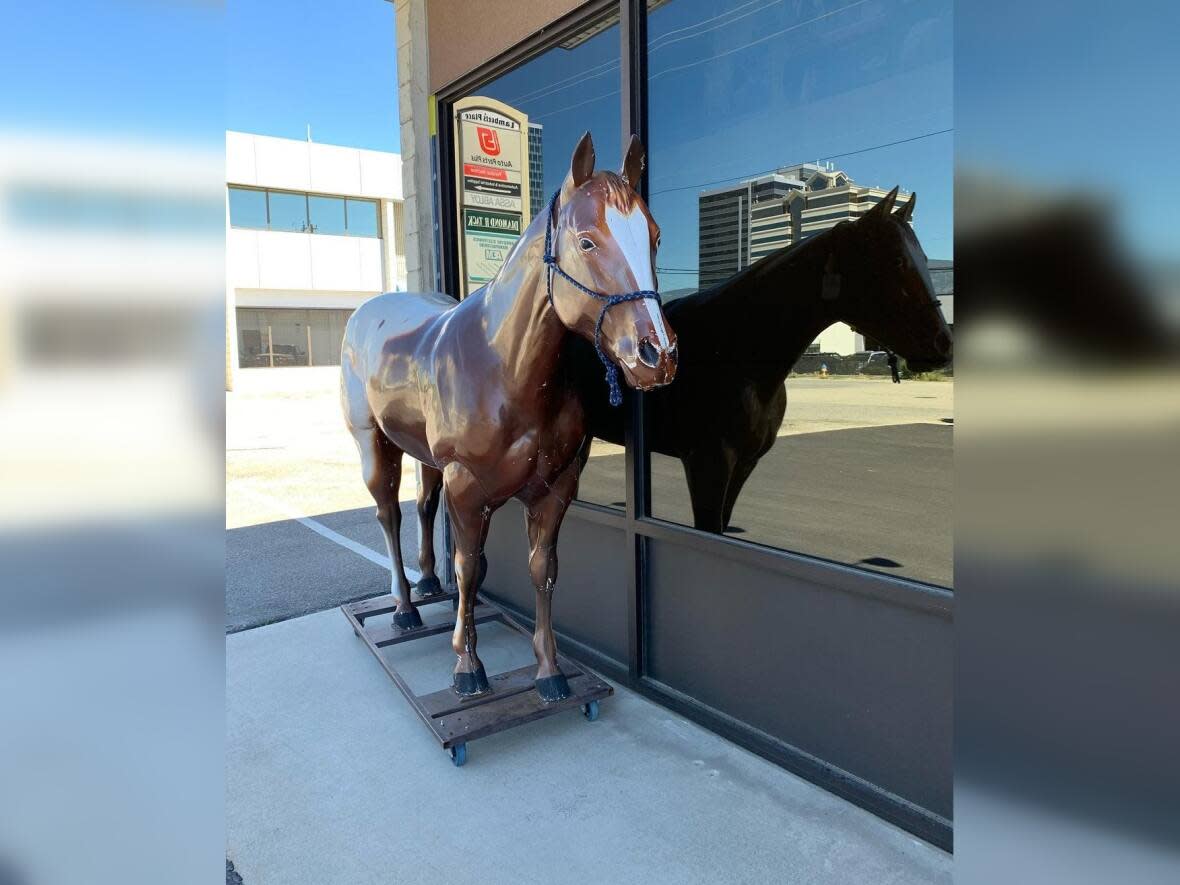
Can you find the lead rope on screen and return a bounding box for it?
[542,190,662,407]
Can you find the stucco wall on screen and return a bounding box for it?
[426,0,585,92]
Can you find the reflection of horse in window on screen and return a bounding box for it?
[955,198,1174,364]
[341,134,677,701]
[576,187,953,533]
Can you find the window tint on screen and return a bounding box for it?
[457,9,624,509]
[645,0,953,588]
[228,187,267,229]
[345,199,378,237]
[308,195,346,235]
[236,308,354,368]
[267,191,308,233]
[227,188,383,237]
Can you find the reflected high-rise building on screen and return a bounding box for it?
[527,122,544,222]
[698,164,910,288]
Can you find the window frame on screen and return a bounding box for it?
[227,185,382,238]
[431,0,952,850]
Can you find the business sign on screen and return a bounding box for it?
[453,97,531,296]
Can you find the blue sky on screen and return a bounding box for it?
[0,1,398,152]
[227,0,399,152]
[0,3,224,144]
[476,0,954,284]
[2,0,1171,265]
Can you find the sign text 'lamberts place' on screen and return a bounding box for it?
[453,97,532,296]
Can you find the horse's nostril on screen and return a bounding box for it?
[638,338,660,368]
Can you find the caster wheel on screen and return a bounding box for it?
[582,700,599,722]
[450,744,467,767]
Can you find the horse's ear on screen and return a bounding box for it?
[894,191,916,223]
[864,185,900,221]
[620,134,645,187]
[562,132,596,200]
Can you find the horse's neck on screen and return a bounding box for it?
[478,217,567,398]
[711,236,840,384]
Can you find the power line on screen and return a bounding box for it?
[505,0,779,112]
[650,0,873,83]
[504,0,866,122]
[503,57,619,107]
[649,0,786,53]
[536,88,621,120]
[648,128,954,197]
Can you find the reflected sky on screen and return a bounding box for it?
[466,0,952,295]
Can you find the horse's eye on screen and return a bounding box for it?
[579,237,596,252]
[895,256,906,269]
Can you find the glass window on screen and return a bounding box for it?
[308,195,346,235]
[228,186,267,229]
[457,8,624,509]
[643,0,953,588]
[266,191,308,233]
[345,198,379,237]
[236,308,353,368]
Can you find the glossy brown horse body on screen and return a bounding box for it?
[341,133,676,701]
[576,187,953,533]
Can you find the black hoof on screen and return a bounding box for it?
[415,575,444,597]
[392,607,423,629]
[535,673,571,703]
[453,665,490,697]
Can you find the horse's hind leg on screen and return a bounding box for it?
[354,425,422,629]
[413,463,445,597]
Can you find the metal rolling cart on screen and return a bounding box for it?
[342,586,612,766]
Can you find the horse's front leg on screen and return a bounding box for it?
[681,445,736,534]
[443,462,494,696]
[524,457,582,702]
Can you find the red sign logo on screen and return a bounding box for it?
[476,126,501,156]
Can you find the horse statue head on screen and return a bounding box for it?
[545,132,678,401]
[825,187,953,372]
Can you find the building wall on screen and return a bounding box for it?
[397,0,435,293]
[226,131,401,200]
[225,131,405,385]
[815,323,863,355]
[426,0,583,93]
[227,228,386,299]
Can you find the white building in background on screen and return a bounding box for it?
[225,131,406,387]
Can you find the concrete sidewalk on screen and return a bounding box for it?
[227,607,950,885]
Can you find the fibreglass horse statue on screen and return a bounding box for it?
[341,133,676,701]
[576,186,953,533]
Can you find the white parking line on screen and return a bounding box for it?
[237,487,422,582]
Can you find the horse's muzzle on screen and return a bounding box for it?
[632,336,678,389]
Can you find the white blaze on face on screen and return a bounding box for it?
[604,204,671,348]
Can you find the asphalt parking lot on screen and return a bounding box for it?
[226,369,953,632]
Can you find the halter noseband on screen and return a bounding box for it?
[543,189,662,407]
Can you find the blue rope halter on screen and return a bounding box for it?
[542,189,662,407]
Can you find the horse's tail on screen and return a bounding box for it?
[340,305,374,434]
